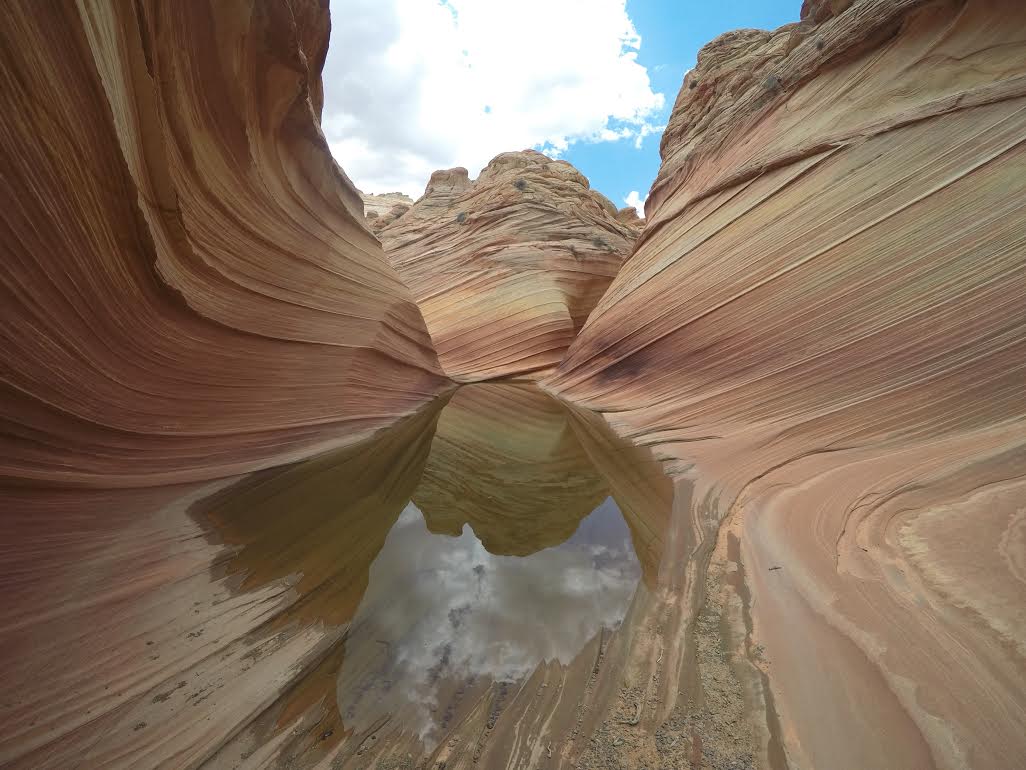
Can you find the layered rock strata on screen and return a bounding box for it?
[0,383,704,770]
[378,150,638,381]
[0,0,446,487]
[548,0,1026,767]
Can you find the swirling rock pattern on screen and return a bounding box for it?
[0,0,447,487]
[378,150,638,381]
[548,0,1026,767]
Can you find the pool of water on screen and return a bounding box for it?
[339,497,640,741]
[1,382,682,768]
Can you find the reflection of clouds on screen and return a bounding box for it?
[336,497,640,740]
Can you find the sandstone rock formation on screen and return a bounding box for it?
[378,150,638,381]
[548,1,1026,767]
[361,191,414,233]
[615,205,645,233]
[0,0,446,487]
[0,380,693,770]
[5,0,1026,767]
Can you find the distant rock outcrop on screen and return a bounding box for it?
[0,0,447,486]
[615,206,644,233]
[549,0,1026,767]
[361,191,414,233]
[378,150,638,381]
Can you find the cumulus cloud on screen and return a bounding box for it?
[324,0,665,198]
[624,189,647,217]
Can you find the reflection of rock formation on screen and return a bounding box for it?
[0,0,446,487]
[562,403,676,587]
[414,383,609,555]
[333,389,752,770]
[0,400,443,769]
[200,400,445,628]
[548,1,1026,767]
[321,388,689,770]
[379,150,637,381]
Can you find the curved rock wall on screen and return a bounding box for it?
[379,150,638,381]
[0,0,446,487]
[548,0,1026,767]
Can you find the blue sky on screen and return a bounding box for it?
[562,0,798,212]
[324,0,799,213]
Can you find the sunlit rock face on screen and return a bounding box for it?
[548,0,1026,767]
[378,150,638,381]
[615,206,645,234]
[0,0,446,487]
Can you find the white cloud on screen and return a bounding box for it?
[324,0,665,198]
[624,189,647,217]
[632,121,665,149]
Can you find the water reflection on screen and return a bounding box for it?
[338,498,640,740]
[0,383,677,769]
[200,382,673,765]
[198,399,443,626]
[414,383,609,554]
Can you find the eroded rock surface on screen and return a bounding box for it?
[379,150,638,381]
[615,205,645,233]
[548,0,1026,767]
[0,0,446,487]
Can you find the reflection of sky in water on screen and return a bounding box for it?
[336,496,640,740]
